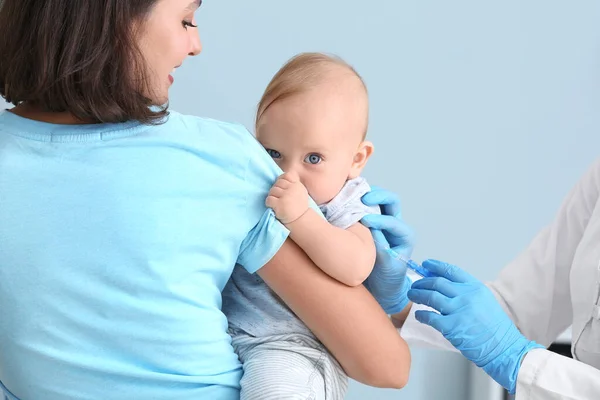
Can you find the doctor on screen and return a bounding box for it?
[360,157,600,399]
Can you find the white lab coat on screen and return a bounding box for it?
[401,157,600,399]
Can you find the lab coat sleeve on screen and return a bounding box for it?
[516,348,600,399]
[488,158,600,346]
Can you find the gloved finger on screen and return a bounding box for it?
[416,311,457,336]
[408,288,458,315]
[370,229,391,250]
[361,187,402,218]
[421,259,477,284]
[407,288,452,313]
[361,215,414,244]
[410,277,462,298]
[452,285,498,311]
[371,230,410,274]
[372,230,408,272]
[414,310,446,333]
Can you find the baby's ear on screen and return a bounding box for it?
[348,140,374,179]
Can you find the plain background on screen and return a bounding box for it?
[3,1,600,398]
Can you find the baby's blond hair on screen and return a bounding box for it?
[256,52,368,137]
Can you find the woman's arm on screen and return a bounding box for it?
[258,238,411,389]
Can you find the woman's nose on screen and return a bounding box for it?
[189,28,202,56]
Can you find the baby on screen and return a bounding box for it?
[222,52,379,400]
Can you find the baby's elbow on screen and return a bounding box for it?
[338,260,372,287]
[345,274,368,287]
[346,254,375,287]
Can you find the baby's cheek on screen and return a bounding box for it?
[307,176,346,205]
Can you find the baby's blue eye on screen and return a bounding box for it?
[305,153,322,165]
[266,149,282,159]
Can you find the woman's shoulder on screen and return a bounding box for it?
[164,110,279,178]
[166,110,256,146]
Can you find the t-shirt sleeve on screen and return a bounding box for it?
[235,129,290,274]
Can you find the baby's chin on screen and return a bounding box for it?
[310,189,342,206]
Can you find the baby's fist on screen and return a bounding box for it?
[266,171,309,224]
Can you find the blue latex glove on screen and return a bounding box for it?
[361,187,415,315]
[407,259,543,394]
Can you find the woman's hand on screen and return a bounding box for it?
[361,187,415,315]
[407,259,543,394]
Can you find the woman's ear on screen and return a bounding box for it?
[348,140,374,179]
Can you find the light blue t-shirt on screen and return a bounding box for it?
[0,110,289,400]
[223,177,378,339]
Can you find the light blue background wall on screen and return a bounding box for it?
[3,1,600,398]
[172,2,600,397]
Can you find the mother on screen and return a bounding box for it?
[0,1,410,399]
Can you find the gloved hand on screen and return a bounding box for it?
[361,187,415,315]
[407,259,543,394]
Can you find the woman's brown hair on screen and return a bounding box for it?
[0,0,167,124]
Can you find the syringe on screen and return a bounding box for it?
[385,248,436,278]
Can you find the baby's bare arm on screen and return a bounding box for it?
[286,209,376,286]
[266,172,376,285]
